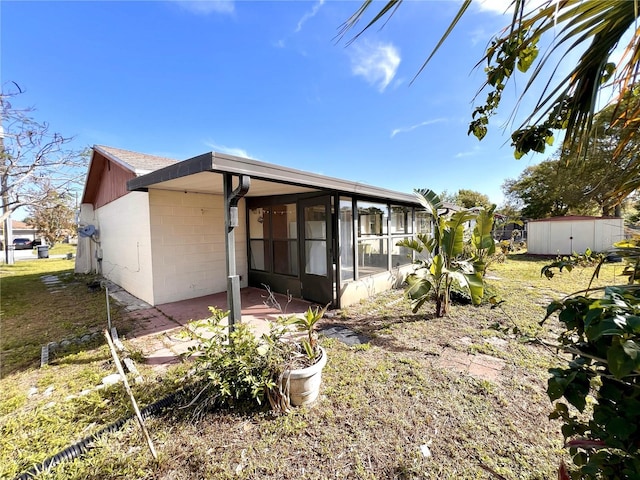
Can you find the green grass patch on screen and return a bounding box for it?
[1,258,126,377]
[1,251,615,479]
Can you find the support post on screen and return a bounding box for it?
[223,173,250,326]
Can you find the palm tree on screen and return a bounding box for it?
[340,0,640,187]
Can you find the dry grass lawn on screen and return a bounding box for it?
[0,253,626,479]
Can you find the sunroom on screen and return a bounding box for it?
[81,148,434,317]
[245,193,433,308]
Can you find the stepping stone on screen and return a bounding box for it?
[110,290,152,311]
[320,325,369,345]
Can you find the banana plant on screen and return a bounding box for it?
[471,204,497,277]
[397,189,484,317]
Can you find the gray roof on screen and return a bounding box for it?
[94,145,177,175]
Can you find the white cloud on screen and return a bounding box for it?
[295,0,325,33]
[391,118,445,138]
[174,1,234,16]
[274,1,323,52]
[204,140,251,158]
[455,146,482,158]
[350,41,401,93]
[475,0,513,15]
[475,0,549,15]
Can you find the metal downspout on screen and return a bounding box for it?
[223,173,250,326]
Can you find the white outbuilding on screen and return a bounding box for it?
[526,216,625,256]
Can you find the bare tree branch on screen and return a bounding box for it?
[1,86,88,225]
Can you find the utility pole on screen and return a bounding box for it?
[0,123,12,264]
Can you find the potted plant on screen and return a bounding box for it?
[267,305,328,411]
[183,304,328,415]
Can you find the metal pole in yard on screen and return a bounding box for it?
[105,284,112,331]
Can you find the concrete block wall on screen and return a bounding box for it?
[149,189,248,305]
[94,192,155,304]
[339,265,412,307]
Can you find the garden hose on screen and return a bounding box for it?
[14,392,178,480]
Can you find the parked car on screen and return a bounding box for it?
[13,238,33,250]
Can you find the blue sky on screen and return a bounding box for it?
[2,0,557,210]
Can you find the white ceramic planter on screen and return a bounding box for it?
[285,347,327,406]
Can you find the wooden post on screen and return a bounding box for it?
[104,330,158,461]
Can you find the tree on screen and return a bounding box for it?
[624,193,640,224]
[438,189,491,208]
[571,92,640,215]
[454,189,491,209]
[25,187,76,246]
[341,1,640,177]
[438,190,457,204]
[505,99,640,218]
[1,86,86,237]
[503,158,600,219]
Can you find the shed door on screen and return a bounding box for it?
[551,222,573,255]
[299,196,334,305]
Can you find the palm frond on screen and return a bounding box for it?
[337,0,402,45]
[340,0,640,166]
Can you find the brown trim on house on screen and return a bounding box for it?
[82,150,137,208]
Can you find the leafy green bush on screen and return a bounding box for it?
[397,189,492,316]
[183,307,281,415]
[542,250,640,479]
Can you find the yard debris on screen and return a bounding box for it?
[420,443,432,458]
[110,327,125,351]
[40,345,49,367]
[104,329,158,461]
[235,449,248,474]
[101,374,122,386]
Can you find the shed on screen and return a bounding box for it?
[526,216,625,255]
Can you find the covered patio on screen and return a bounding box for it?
[120,286,315,370]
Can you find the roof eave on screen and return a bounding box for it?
[127,151,419,205]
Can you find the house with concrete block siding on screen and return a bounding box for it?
[76,145,431,317]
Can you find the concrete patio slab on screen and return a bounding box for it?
[115,287,315,372]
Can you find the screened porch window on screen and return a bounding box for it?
[248,203,298,276]
[391,205,413,267]
[416,210,433,235]
[338,197,354,281]
[249,207,270,271]
[357,201,389,275]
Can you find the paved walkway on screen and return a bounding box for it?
[435,348,505,381]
